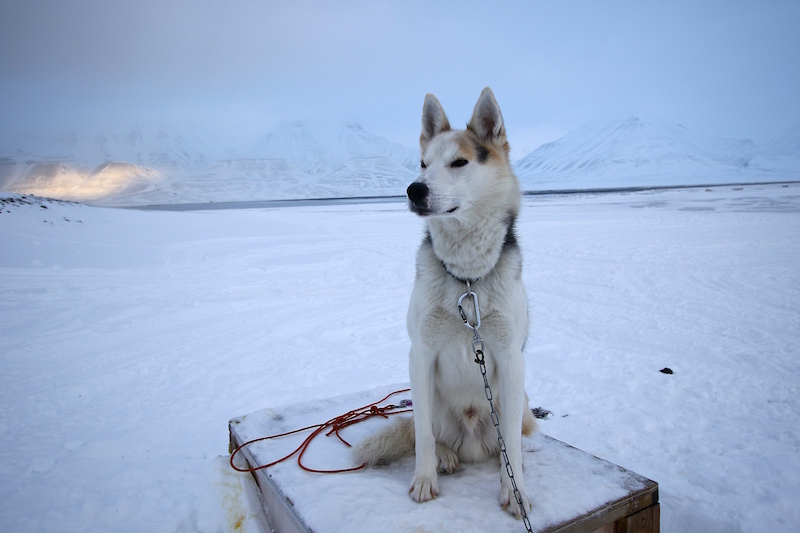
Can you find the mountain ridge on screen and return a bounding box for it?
[0,123,420,205]
[1,118,798,205]
[515,117,799,190]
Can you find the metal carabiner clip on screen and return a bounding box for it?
[457,289,481,331]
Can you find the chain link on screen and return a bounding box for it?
[459,282,533,532]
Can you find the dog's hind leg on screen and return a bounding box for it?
[436,442,459,474]
[356,415,458,474]
[522,392,537,437]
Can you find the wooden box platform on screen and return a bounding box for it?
[229,385,659,533]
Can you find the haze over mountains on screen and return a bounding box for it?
[1,118,798,206]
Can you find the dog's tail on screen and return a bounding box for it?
[357,404,536,466]
[356,416,415,466]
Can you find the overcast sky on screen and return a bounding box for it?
[1,0,799,156]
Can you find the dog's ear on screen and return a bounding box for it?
[468,87,506,147]
[420,93,451,151]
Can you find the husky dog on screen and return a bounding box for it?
[358,88,535,517]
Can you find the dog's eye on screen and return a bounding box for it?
[450,158,468,168]
[420,160,427,169]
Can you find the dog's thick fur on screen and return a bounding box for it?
[357,88,535,517]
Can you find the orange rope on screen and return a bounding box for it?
[230,388,412,474]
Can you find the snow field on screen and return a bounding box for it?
[0,184,799,532]
[525,186,800,531]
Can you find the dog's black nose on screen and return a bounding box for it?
[407,182,429,205]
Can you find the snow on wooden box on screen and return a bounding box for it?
[229,384,659,533]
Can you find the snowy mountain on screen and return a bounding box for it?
[708,138,758,169]
[515,118,730,189]
[0,123,419,206]
[2,118,798,205]
[766,122,800,155]
[0,160,163,204]
[4,128,217,170]
[728,122,800,180]
[249,122,419,177]
[514,117,800,191]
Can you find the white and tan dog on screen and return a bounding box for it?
[358,87,535,517]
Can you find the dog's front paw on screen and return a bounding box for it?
[409,473,439,502]
[500,483,532,519]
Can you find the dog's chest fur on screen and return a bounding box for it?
[425,212,518,282]
[409,223,527,361]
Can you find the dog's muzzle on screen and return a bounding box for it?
[407,182,429,214]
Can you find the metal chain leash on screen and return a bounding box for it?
[457,280,533,532]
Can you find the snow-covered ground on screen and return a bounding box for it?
[1,183,799,532]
